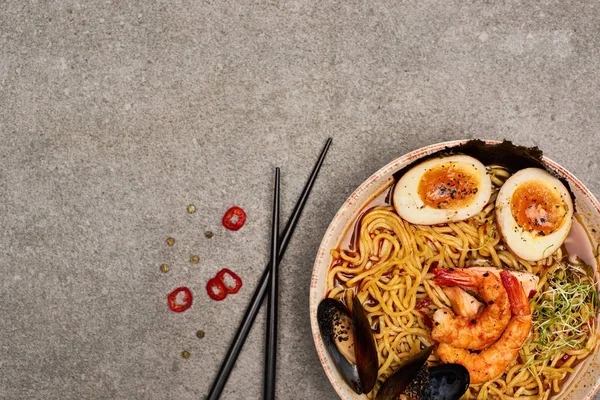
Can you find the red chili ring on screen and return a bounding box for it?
[222,206,246,231]
[168,287,193,312]
[217,268,243,294]
[206,277,228,301]
[415,297,432,311]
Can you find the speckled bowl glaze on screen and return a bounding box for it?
[309,139,600,400]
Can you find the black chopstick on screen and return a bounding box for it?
[264,167,280,400]
[206,138,332,400]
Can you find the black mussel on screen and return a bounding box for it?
[422,364,469,400]
[317,298,359,393]
[351,295,378,393]
[317,296,378,394]
[375,346,433,400]
[376,349,470,400]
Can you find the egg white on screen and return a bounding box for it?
[393,155,492,225]
[495,168,573,262]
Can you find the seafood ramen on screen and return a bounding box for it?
[318,141,599,400]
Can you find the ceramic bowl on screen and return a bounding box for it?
[309,139,600,400]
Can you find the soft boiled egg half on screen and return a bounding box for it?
[393,155,493,225]
[496,168,573,261]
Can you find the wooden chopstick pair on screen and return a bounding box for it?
[206,138,332,400]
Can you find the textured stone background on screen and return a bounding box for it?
[2,1,600,399]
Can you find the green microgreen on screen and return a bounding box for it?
[524,262,599,370]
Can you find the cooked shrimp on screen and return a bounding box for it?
[441,267,539,319]
[442,286,484,318]
[431,268,511,350]
[467,266,539,299]
[436,270,532,384]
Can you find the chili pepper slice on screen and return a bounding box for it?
[222,206,246,231]
[415,297,432,311]
[206,277,228,301]
[422,314,433,329]
[168,287,193,312]
[216,268,243,294]
[557,354,572,367]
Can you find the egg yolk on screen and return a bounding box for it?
[417,162,481,210]
[510,181,567,236]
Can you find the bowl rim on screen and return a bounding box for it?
[309,139,600,400]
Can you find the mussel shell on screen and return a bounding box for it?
[351,295,378,394]
[317,297,379,394]
[375,346,434,400]
[421,364,469,400]
[317,298,361,393]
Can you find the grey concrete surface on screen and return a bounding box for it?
[2,1,600,399]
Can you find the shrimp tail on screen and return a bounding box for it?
[500,270,530,317]
[433,268,477,287]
